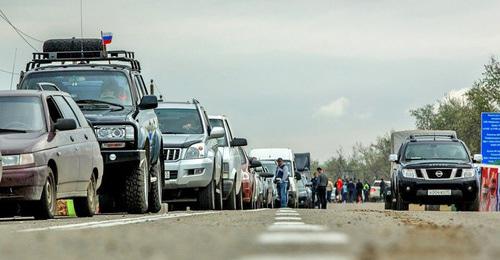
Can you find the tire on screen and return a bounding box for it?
[198,179,216,210]
[225,181,238,210]
[214,162,224,211]
[123,159,149,214]
[384,199,392,210]
[74,175,97,217]
[395,192,409,211]
[458,196,480,211]
[148,159,163,213]
[236,185,244,210]
[33,169,56,220]
[43,38,103,52]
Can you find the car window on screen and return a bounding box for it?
[47,97,63,123]
[133,75,145,99]
[225,119,234,141]
[53,95,81,127]
[0,96,46,132]
[21,71,134,106]
[155,108,204,134]
[209,118,228,146]
[239,148,247,164]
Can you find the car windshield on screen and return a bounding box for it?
[155,108,204,134]
[209,118,228,146]
[0,96,45,132]
[20,71,133,106]
[260,160,292,175]
[403,142,469,162]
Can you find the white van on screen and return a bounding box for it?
[249,148,299,208]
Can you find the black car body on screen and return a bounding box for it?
[17,38,163,214]
[390,134,481,211]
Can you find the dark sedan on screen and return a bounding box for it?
[0,91,103,219]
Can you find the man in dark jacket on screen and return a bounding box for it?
[275,158,290,208]
[311,170,319,208]
[356,179,364,203]
[317,168,328,209]
[347,179,355,203]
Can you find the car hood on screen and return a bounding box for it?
[80,107,134,124]
[0,132,49,155]
[402,160,472,168]
[162,134,205,148]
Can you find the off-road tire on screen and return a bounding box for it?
[214,162,224,210]
[198,179,216,210]
[124,159,149,214]
[74,175,97,217]
[43,38,103,52]
[395,192,409,211]
[33,169,56,220]
[148,160,163,213]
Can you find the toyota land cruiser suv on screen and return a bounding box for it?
[18,38,163,214]
[389,134,482,211]
[155,100,225,210]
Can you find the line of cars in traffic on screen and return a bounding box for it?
[0,38,314,219]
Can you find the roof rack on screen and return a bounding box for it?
[25,50,141,72]
[408,134,457,142]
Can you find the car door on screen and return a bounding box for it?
[46,96,79,194]
[63,96,96,192]
[224,119,242,190]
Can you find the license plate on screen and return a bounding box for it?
[165,171,170,179]
[427,189,451,196]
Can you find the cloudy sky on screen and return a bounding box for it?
[1,0,500,162]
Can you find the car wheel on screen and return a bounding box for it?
[225,180,238,210]
[148,159,163,213]
[33,168,56,220]
[236,185,244,210]
[124,158,149,214]
[214,161,224,210]
[74,175,97,217]
[198,177,216,210]
[395,192,408,211]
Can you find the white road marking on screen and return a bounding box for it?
[245,208,269,212]
[274,217,302,221]
[272,221,305,225]
[267,224,327,232]
[275,212,300,216]
[240,254,352,260]
[258,232,349,245]
[19,211,219,232]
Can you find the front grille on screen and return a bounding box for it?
[164,148,181,161]
[426,169,452,179]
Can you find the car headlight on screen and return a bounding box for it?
[402,169,417,178]
[184,142,206,159]
[2,153,35,167]
[462,169,475,178]
[95,125,134,141]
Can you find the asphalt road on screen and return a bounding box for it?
[0,203,499,260]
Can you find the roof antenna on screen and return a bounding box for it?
[9,48,17,90]
[79,0,84,58]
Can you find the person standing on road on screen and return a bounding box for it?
[326,178,334,203]
[348,179,355,203]
[379,178,386,201]
[275,158,289,208]
[342,180,348,203]
[311,170,320,208]
[363,181,371,202]
[356,179,364,203]
[317,168,328,209]
[336,177,343,202]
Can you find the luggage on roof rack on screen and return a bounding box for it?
[26,38,141,72]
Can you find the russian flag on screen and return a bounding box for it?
[101,32,113,45]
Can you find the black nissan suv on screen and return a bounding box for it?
[18,38,164,214]
[389,134,481,211]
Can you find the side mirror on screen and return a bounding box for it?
[230,137,247,147]
[473,154,483,163]
[54,118,77,131]
[250,158,262,168]
[389,154,398,162]
[139,95,158,110]
[209,127,225,139]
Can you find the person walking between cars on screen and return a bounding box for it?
[275,158,289,208]
[317,168,328,209]
[379,178,386,201]
[326,178,334,203]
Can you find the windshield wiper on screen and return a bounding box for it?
[76,99,125,110]
[0,128,28,133]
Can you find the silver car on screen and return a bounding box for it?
[155,100,225,210]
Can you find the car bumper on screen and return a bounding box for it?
[0,165,48,200]
[163,158,214,189]
[398,177,479,204]
[101,149,146,166]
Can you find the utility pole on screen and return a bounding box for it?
[9,48,17,90]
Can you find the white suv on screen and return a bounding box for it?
[155,100,225,210]
[208,115,248,210]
